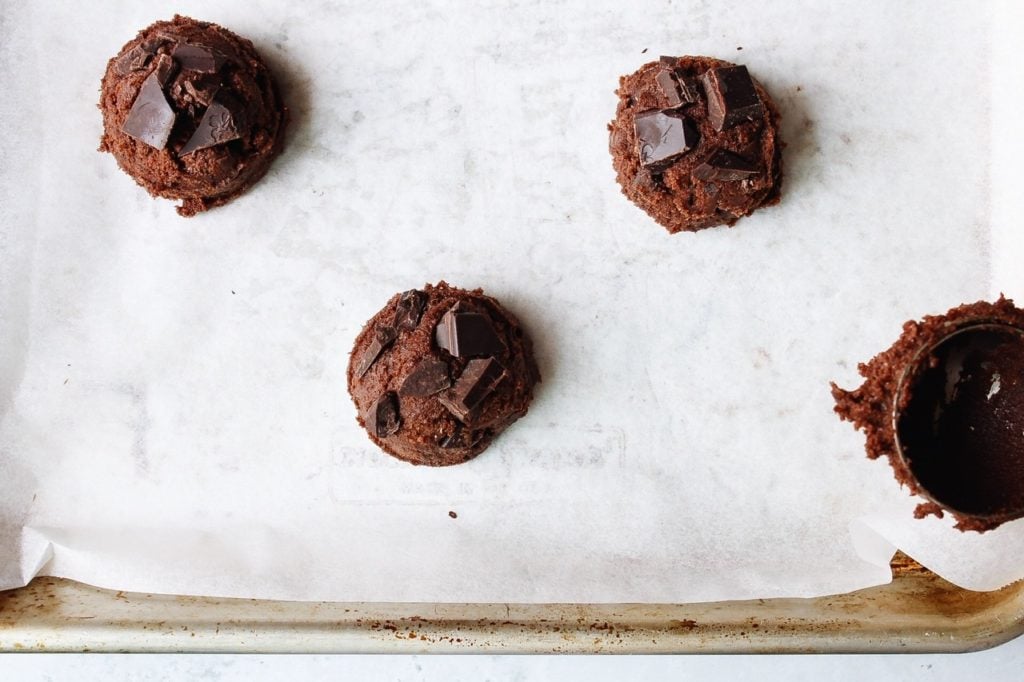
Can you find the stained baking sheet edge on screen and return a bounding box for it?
[0,556,1021,653]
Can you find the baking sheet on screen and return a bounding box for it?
[1,0,1022,603]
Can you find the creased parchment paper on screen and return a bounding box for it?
[1,0,1022,603]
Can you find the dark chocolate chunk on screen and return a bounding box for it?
[438,358,507,423]
[354,326,398,378]
[152,53,178,86]
[394,289,427,331]
[435,306,506,358]
[115,38,162,75]
[632,168,660,191]
[183,79,218,107]
[366,391,401,438]
[172,43,224,73]
[179,98,243,156]
[676,78,701,105]
[691,149,760,181]
[656,69,697,108]
[634,110,699,171]
[659,55,677,67]
[700,65,763,131]
[116,46,152,74]
[399,357,451,397]
[121,72,176,150]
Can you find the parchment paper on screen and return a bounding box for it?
[1,0,1022,603]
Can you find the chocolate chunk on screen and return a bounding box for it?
[399,357,451,397]
[116,46,153,75]
[354,326,398,378]
[366,391,401,438]
[121,72,176,150]
[656,69,697,108]
[179,98,243,156]
[183,79,218,107]
[152,53,178,86]
[691,149,760,181]
[632,168,660,191]
[115,39,162,75]
[172,43,224,73]
[438,358,507,423]
[394,289,427,331]
[659,55,678,67]
[700,65,763,131]
[435,306,506,358]
[677,79,702,105]
[634,110,699,171]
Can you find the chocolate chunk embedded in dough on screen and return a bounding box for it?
[435,305,507,358]
[179,98,244,155]
[438,358,507,422]
[172,43,224,73]
[634,110,699,171]
[354,325,397,378]
[394,289,427,331]
[399,357,451,397]
[121,72,176,149]
[366,391,401,438]
[700,64,764,131]
[692,149,760,181]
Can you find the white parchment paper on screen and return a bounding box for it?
[1,0,1022,603]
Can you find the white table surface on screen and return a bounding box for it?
[2,634,1022,681]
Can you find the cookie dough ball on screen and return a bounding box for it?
[99,15,287,216]
[347,282,540,466]
[608,56,782,233]
[831,298,1024,532]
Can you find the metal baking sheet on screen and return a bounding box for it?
[1,556,1021,653]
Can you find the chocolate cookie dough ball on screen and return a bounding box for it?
[831,298,1024,532]
[608,56,782,233]
[99,15,287,216]
[347,282,540,466]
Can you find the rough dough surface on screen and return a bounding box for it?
[608,56,783,233]
[99,15,287,216]
[347,282,540,467]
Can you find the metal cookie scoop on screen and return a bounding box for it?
[892,321,1024,525]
